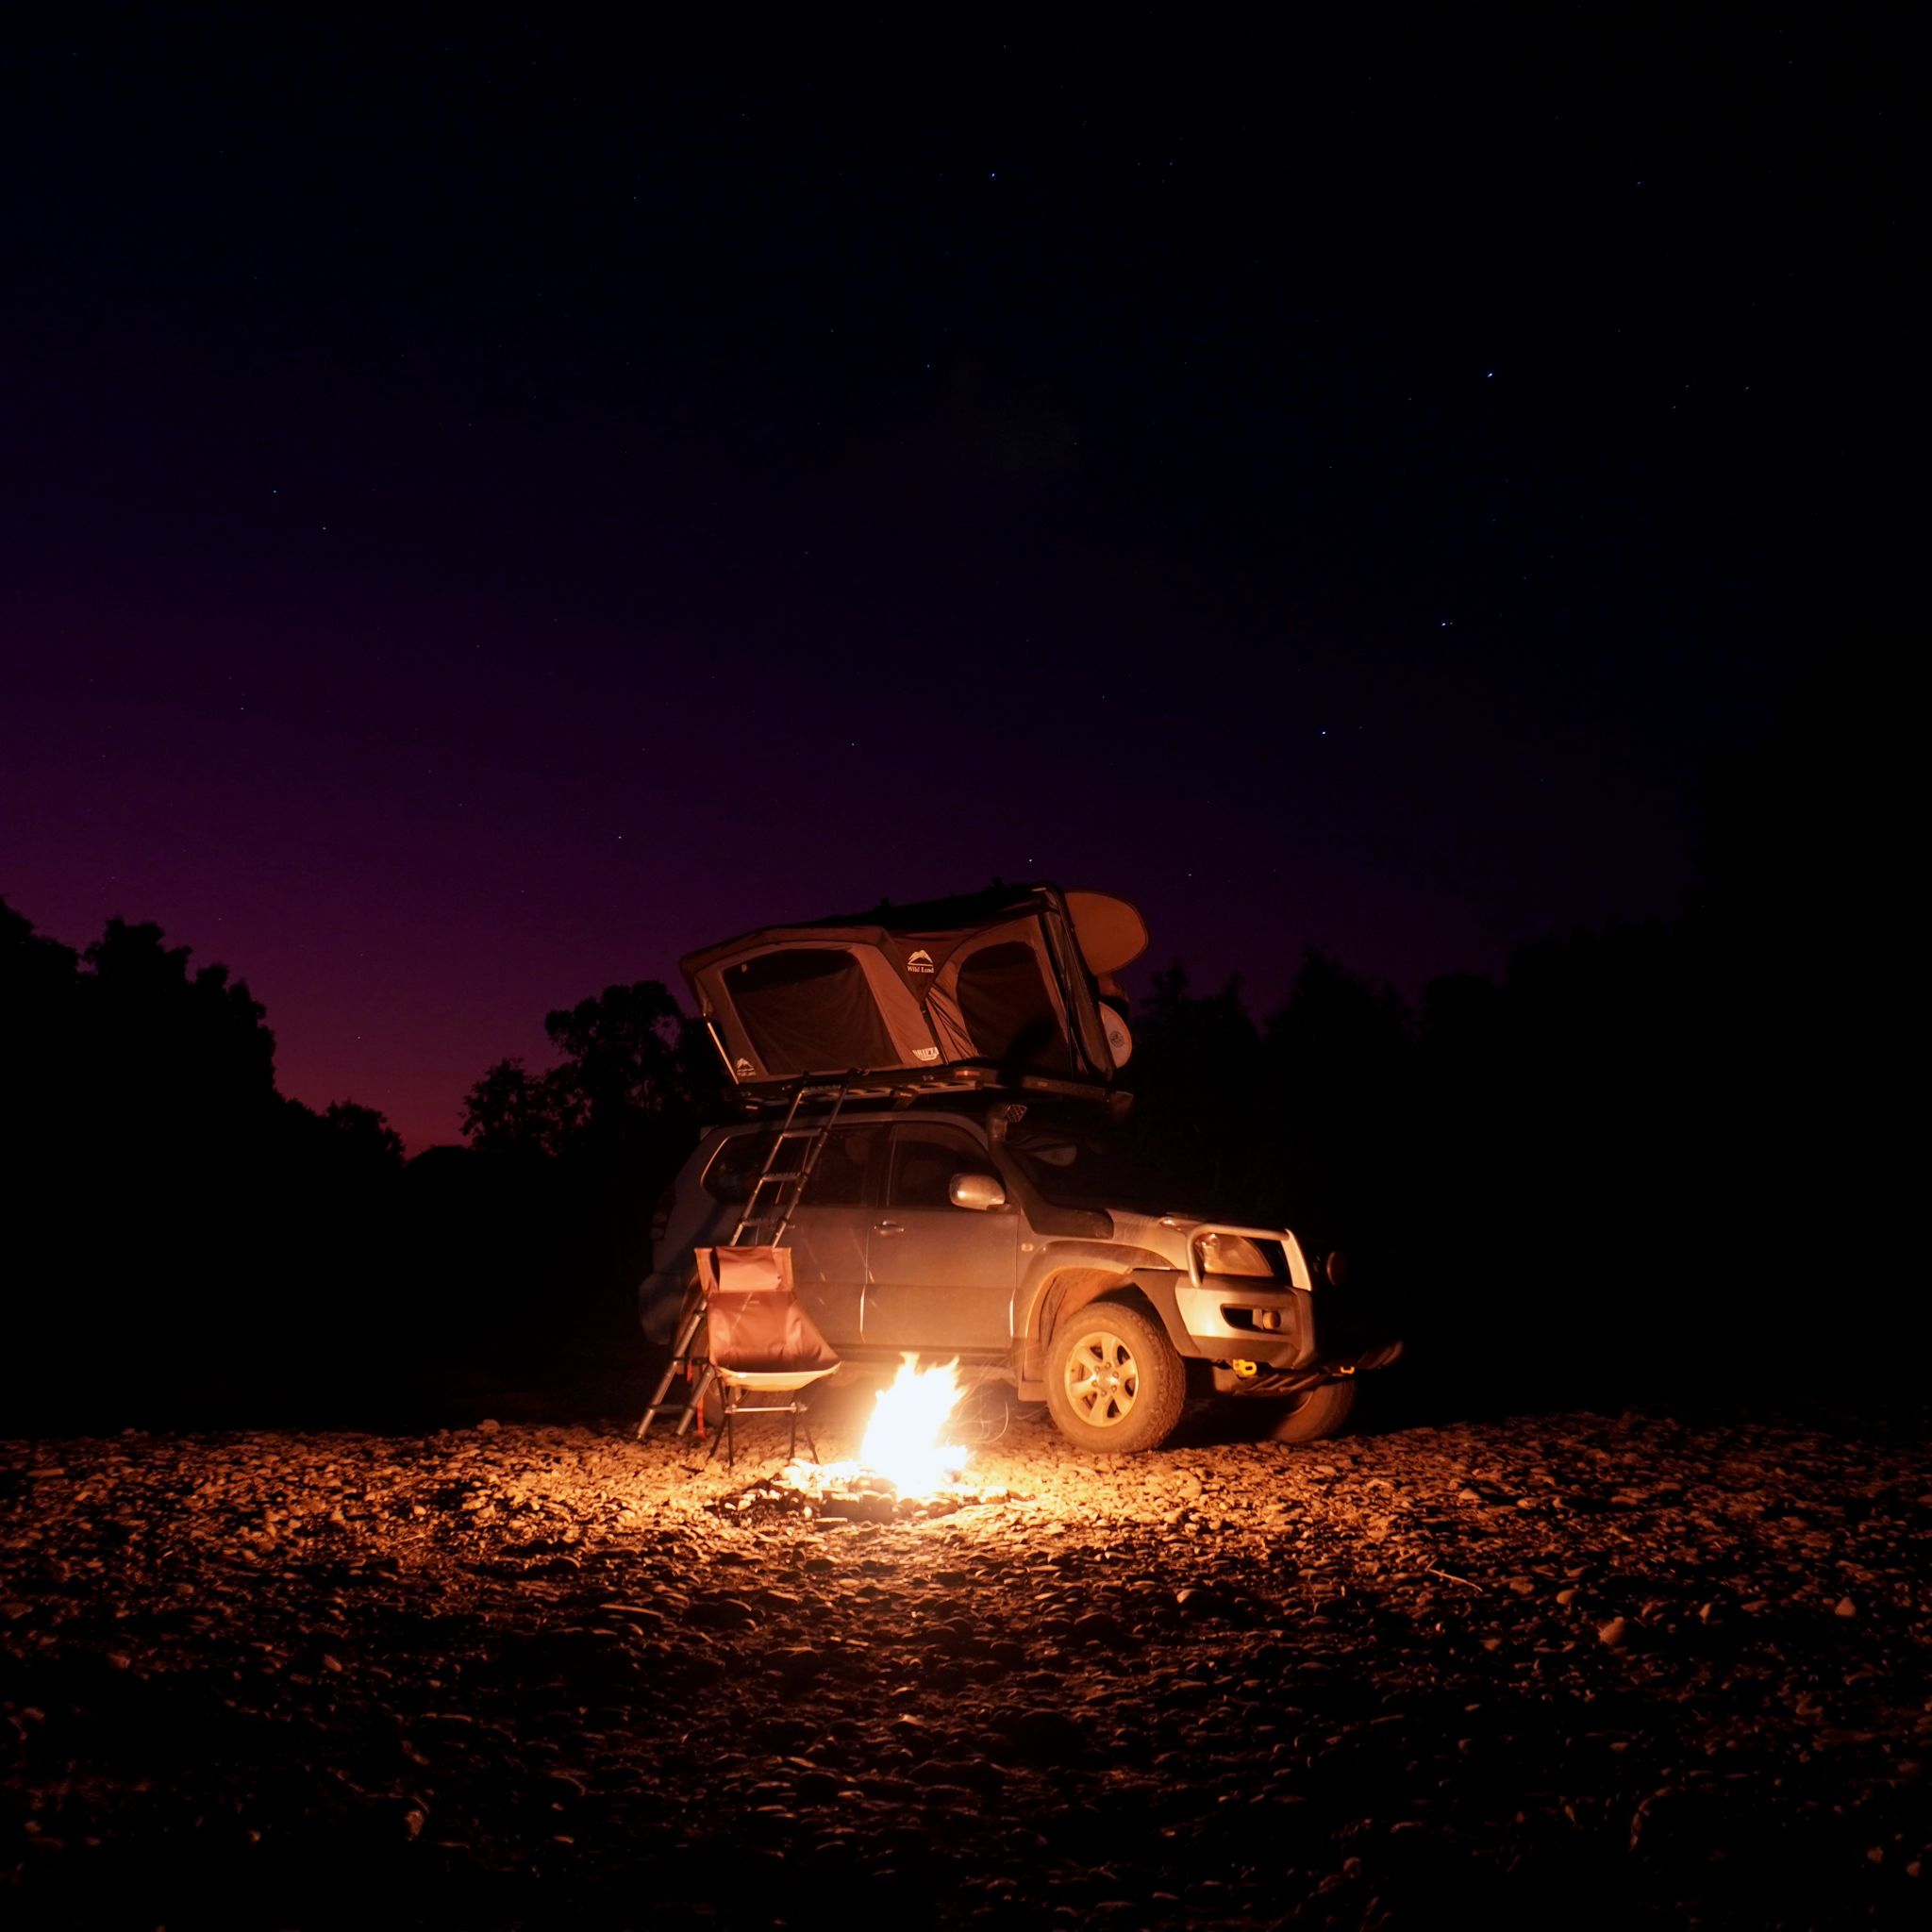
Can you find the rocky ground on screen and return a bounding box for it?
[4,1392,1929,1929]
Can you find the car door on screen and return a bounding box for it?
[862,1123,1019,1353]
[781,1123,882,1350]
[703,1124,880,1350]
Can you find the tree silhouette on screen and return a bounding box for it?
[1262,950,1414,1239]
[1120,965,1268,1208]
[0,897,406,1427]
[1681,629,1913,1357]
[462,979,721,1162]
[462,1058,564,1159]
[452,980,727,1391]
[320,1099,407,1170]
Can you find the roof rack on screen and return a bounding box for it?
[724,1063,1131,1118]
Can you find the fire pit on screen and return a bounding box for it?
[707,1354,1023,1523]
[708,1459,1021,1524]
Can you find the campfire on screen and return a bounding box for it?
[709,1355,1016,1523]
[856,1354,969,1491]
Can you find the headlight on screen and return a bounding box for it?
[1196,1232,1275,1277]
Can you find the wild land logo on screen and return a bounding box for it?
[906,949,935,974]
[733,1057,754,1077]
[912,1046,941,1061]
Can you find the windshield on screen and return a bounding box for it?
[1003,1124,1193,1216]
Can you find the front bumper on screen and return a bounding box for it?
[1174,1277,1324,1372]
[1171,1273,1404,1378]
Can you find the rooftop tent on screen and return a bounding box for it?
[681,883,1147,1094]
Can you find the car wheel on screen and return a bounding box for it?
[1044,1302,1187,1453]
[1262,1377,1358,1443]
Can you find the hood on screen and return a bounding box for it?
[1101,1208,1201,1269]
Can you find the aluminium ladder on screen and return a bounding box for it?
[636,1075,854,1440]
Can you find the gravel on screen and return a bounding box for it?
[5,1397,1930,1927]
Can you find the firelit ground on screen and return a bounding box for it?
[4,1397,1929,1928]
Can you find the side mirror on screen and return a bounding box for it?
[949,1172,1007,1211]
[1324,1249,1350,1288]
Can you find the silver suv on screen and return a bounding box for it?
[641,1098,1400,1453]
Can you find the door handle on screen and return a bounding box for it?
[874,1220,906,1236]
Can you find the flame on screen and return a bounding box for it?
[857,1354,968,1492]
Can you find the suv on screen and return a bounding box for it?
[641,1097,1401,1453]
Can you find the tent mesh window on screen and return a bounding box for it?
[724,948,895,1074]
[957,941,1065,1074]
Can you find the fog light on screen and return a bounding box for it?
[1254,1308,1281,1332]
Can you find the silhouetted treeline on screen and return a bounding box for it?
[1112,634,1911,1409]
[0,911,406,1426]
[1,637,1906,1430]
[0,906,721,1428]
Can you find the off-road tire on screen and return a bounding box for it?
[1263,1377,1358,1444]
[1044,1301,1187,1453]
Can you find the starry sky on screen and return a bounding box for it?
[0,7,1915,1150]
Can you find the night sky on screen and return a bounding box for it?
[1,8,1914,1151]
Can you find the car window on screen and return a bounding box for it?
[703,1132,774,1202]
[889,1125,999,1210]
[800,1126,880,1207]
[702,1125,879,1207]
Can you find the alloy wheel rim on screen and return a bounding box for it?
[1063,1328,1141,1426]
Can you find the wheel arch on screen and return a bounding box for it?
[1018,1255,1192,1383]
[1040,1291,1191,1454]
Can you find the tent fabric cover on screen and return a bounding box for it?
[955,941,1058,1067]
[936,927,1067,1072]
[693,935,942,1082]
[724,947,896,1074]
[696,1246,841,1385]
[682,883,1142,1091]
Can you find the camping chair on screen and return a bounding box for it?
[696,1245,841,1470]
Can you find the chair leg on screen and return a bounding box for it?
[705,1388,732,1468]
[676,1362,716,1440]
